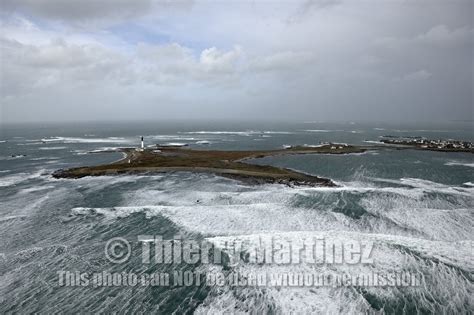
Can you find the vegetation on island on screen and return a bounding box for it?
[53,144,368,187]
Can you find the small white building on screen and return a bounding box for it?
[135,136,145,152]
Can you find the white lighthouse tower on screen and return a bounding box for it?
[141,136,144,149]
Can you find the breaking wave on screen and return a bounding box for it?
[0,169,48,187]
[445,161,474,168]
[41,136,133,144]
[67,170,473,314]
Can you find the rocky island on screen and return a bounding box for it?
[52,143,368,187]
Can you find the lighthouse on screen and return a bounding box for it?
[141,136,144,149]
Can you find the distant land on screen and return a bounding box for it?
[379,136,474,153]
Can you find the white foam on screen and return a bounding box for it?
[67,171,474,242]
[18,161,467,313]
[0,215,28,222]
[363,140,384,144]
[182,131,259,136]
[198,231,473,314]
[445,161,474,168]
[40,136,132,144]
[182,130,296,136]
[0,155,26,160]
[18,185,55,194]
[305,129,334,133]
[302,144,324,148]
[30,156,60,160]
[400,177,474,193]
[59,170,474,313]
[206,230,473,271]
[72,150,88,155]
[0,174,35,187]
[367,177,474,197]
[392,129,456,133]
[0,170,46,187]
[262,131,294,134]
[87,147,123,153]
[161,142,188,147]
[149,135,199,141]
[360,195,474,241]
[0,188,53,218]
[16,142,43,146]
[38,146,68,150]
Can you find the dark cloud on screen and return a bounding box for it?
[287,0,342,23]
[0,0,194,24]
[1,0,151,20]
[0,0,472,122]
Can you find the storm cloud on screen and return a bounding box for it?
[0,0,472,122]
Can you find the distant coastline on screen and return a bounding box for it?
[379,136,473,153]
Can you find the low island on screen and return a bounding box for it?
[53,143,369,187]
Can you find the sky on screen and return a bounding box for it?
[0,0,472,123]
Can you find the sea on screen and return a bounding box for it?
[0,120,473,313]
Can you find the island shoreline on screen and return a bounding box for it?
[53,144,371,187]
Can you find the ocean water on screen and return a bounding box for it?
[0,121,473,313]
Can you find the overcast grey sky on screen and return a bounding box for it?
[0,0,472,123]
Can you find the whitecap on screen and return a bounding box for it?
[149,135,199,141]
[262,131,294,134]
[304,129,332,133]
[302,144,324,148]
[0,170,47,187]
[0,215,28,222]
[41,136,132,144]
[445,161,474,168]
[0,155,27,160]
[198,231,472,314]
[196,140,211,145]
[160,142,188,147]
[38,146,68,150]
[363,140,384,145]
[30,156,60,160]
[181,131,262,136]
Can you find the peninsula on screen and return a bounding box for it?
[52,144,368,187]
